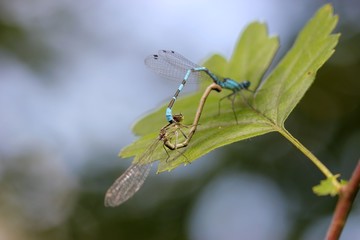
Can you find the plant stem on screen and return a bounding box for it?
[326,160,360,240]
[276,126,341,189]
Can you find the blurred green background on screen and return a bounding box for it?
[0,1,359,239]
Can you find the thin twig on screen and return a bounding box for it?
[326,160,360,240]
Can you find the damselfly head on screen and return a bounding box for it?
[243,80,251,89]
[172,113,184,123]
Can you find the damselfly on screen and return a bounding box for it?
[104,84,222,207]
[145,50,251,123]
[104,114,185,207]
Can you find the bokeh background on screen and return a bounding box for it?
[1,0,359,239]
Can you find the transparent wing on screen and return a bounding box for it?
[157,50,200,70]
[104,134,164,207]
[104,122,188,207]
[145,50,213,83]
[104,163,152,207]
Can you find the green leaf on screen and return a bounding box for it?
[226,22,279,90]
[312,175,344,196]
[202,54,228,77]
[121,21,278,170]
[254,4,339,125]
[132,22,277,137]
[121,4,339,173]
